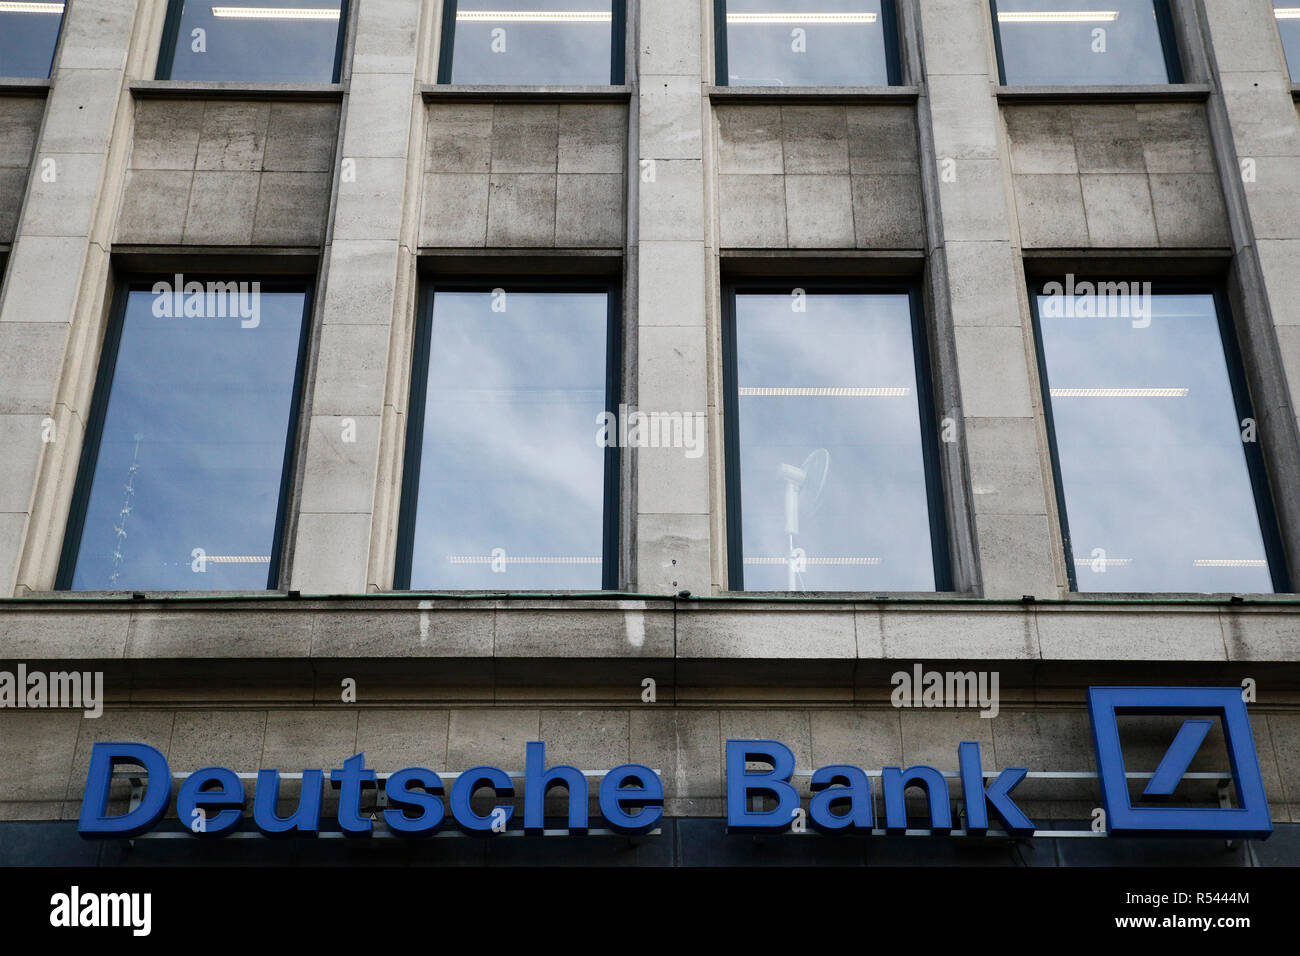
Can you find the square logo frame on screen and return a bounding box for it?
[1087,686,1272,838]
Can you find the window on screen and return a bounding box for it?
[157,0,348,83]
[1031,282,1287,593]
[438,0,626,85]
[57,278,312,590]
[397,282,620,591]
[0,1,65,79]
[723,285,949,592]
[990,0,1181,86]
[1274,1,1300,79]
[714,0,900,87]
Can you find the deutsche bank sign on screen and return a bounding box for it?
[1088,686,1272,838]
[78,687,1272,841]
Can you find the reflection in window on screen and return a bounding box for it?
[1274,1,1300,79]
[439,0,624,85]
[716,0,897,87]
[399,286,617,591]
[0,1,65,79]
[991,0,1179,86]
[59,281,311,590]
[159,0,347,83]
[725,289,947,592]
[1034,286,1285,593]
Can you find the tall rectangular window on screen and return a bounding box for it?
[58,278,312,591]
[0,1,65,79]
[723,285,949,592]
[438,1,626,85]
[1032,282,1287,594]
[397,282,619,591]
[1274,1,1300,79]
[990,0,1181,86]
[714,0,900,87]
[157,0,348,83]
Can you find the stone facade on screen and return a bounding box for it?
[0,0,1298,864]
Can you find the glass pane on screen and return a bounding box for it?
[733,292,938,591]
[408,289,609,590]
[994,0,1171,86]
[1036,288,1275,593]
[722,0,892,86]
[67,283,307,590]
[447,0,616,85]
[164,0,345,83]
[0,2,64,79]
[1275,1,1300,79]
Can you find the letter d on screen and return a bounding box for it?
[726,739,800,832]
[78,742,172,838]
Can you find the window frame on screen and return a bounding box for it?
[55,275,315,592]
[988,0,1184,87]
[0,2,66,80]
[712,0,902,88]
[721,278,952,594]
[395,277,623,592]
[436,0,628,86]
[1272,0,1300,80]
[1027,278,1291,594]
[155,0,352,83]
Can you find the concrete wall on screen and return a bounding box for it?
[0,97,45,245]
[421,102,627,248]
[117,99,338,246]
[716,104,924,249]
[1005,102,1229,248]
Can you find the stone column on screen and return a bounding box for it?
[1198,0,1300,577]
[917,0,1062,598]
[632,0,714,594]
[289,0,425,594]
[0,0,145,595]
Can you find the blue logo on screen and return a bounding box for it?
[1087,686,1272,838]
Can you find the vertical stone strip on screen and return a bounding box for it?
[917,0,1062,598]
[1197,0,1300,577]
[0,0,144,594]
[290,0,424,594]
[634,0,713,594]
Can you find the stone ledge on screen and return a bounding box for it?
[995,84,1212,104]
[421,85,631,103]
[706,85,920,104]
[0,597,1297,667]
[130,81,345,102]
[0,79,51,97]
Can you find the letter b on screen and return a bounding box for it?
[726,739,800,832]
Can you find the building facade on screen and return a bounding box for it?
[0,0,1299,865]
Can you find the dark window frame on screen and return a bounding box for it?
[55,275,315,591]
[1272,0,1300,80]
[436,0,628,86]
[0,2,66,80]
[713,0,902,87]
[721,278,952,593]
[395,277,623,592]
[155,0,351,82]
[989,0,1184,86]
[1027,278,1290,594]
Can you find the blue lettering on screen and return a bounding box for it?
[598,764,663,834]
[726,739,799,832]
[78,742,172,838]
